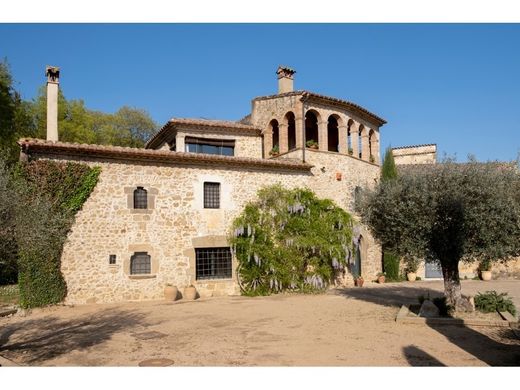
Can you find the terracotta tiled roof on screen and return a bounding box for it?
[145,117,262,149]
[18,138,312,172]
[252,90,387,126]
[392,143,437,150]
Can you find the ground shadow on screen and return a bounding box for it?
[335,285,520,366]
[0,308,147,364]
[403,345,445,366]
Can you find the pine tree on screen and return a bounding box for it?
[381,146,398,181]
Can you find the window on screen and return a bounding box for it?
[203,182,220,209]
[185,136,235,156]
[195,247,232,280]
[109,254,116,265]
[130,252,151,275]
[133,187,148,209]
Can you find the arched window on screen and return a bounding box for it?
[327,115,339,152]
[133,187,148,209]
[130,252,151,275]
[368,129,375,162]
[269,119,279,153]
[305,111,319,148]
[358,125,364,159]
[286,112,296,150]
[347,120,354,155]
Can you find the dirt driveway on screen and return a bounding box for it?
[1,280,519,366]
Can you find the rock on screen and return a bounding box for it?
[419,300,440,318]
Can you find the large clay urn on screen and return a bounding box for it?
[164,285,178,301]
[407,272,417,282]
[481,271,492,281]
[184,285,198,300]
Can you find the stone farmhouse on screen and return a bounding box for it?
[19,66,444,304]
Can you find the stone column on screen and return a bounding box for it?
[361,127,370,161]
[318,120,328,152]
[350,121,359,158]
[294,102,304,150]
[279,123,288,154]
[372,130,380,164]
[264,130,273,158]
[338,124,348,154]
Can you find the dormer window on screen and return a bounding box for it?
[185,137,235,156]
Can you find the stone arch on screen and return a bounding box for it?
[327,114,341,152]
[269,119,279,154]
[305,110,320,148]
[368,129,376,162]
[285,111,296,151]
[358,124,366,159]
[347,119,355,155]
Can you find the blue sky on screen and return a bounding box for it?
[1,24,519,162]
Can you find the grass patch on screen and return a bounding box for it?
[0,284,19,306]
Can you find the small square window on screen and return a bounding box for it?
[203,182,220,209]
[109,254,116,265]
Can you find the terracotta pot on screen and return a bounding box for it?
[481,270,492,281]
[183,285,198,300]
[377,275,385,284]
[407,272,417,282]
[164,285,178,301]
[355,278,364,287]
[310,144,319,150]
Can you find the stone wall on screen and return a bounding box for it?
[51,156,309,304]
[392,144,436,165]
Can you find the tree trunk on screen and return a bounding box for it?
[440,259,473,312]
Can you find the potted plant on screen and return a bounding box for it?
[405,257,419,282]
[376,272,386,284]
[348,147,353,156]
[354,274,364,287]
[183,284,198,300]
[479,259,492,281]
[164,283,178,301]
[269,145,279,157]
[369,155,375,163]
[306,139,319,149]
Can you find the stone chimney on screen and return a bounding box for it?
[276,66,295,94]
[46,66,60,141]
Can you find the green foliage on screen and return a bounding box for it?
[229,185,354,296]
[383,251,400,280]
[475,291,517,316]
[404,257,420,273]
[13,160,101,308]
[478,258,492,271]
[381,147,398,182]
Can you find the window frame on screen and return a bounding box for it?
[133,186,148,209]
[130,252,151,275]
[203,182,221,209]
[195,247,233,280]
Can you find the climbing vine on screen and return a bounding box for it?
[13,160,101,308]
[229,185,354,296]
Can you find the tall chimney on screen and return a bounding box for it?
[46,66,60,141]
[276,66,295,94]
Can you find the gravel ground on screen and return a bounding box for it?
[0,280,519,366]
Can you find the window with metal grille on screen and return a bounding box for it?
[133,187,148,209]
[195,247,232,280]
[109,254,116,265]
[203,182,220,209]
[130,252,151,275]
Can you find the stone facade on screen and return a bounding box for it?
[392,144,437,165]
[23,66,391,305]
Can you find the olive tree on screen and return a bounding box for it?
[360,159,520,311]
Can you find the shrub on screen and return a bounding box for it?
[13,160,100,308]
[230,185,353,296]
[474,290,517,316]
[383,251,400,280]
